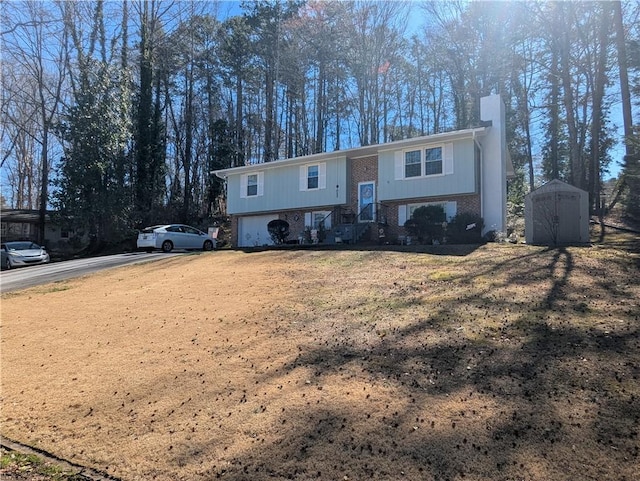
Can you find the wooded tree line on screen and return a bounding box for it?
[1,0,639,247]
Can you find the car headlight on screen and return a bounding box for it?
[8,252,23,258]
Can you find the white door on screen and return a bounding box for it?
[238,215,279,247]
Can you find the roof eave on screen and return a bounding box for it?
[212,127,489,178]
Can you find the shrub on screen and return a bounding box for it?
[447,212,484,244]
[267,219,290,244]
[404,205,446,244]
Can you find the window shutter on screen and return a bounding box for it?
[318,163,326,189]
[398,205,407,226]
[394,151,404,180]
[240,175,247,198]
[444,143,454,175]
[445,201,457,221]
[257,172,264,196]
[299,165,307,191]
[304,212,312,227]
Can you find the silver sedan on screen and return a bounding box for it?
[136,224,217,253]
[1,241,51,270]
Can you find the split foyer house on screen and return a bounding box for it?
[213,94,513,248]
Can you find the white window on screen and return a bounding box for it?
[300,163,326,191]
[247,174,258,196]
[240,172,264,198]
[307,165,319,189]
[395,143,453,180]
[425,147,443,175]
[404,150,422,178]
[304,211,332,229]
[398,201,457,226]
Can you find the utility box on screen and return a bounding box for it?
[525,179,589,245]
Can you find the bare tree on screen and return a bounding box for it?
[1,0,67,243]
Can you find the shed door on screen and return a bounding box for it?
[556,192,580,244]
[532,193,556,245]
[532,191,580,245]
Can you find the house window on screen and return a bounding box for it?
[304,211,332,229]
[307,165,319,189]
[399,201,457,226]
[396,143,452,180]
[405,150,422,178]
[425,147,443,175]
[247,174,258,196]
[300,163,326,191]
[241,172,264,198]
[313,212,326,228]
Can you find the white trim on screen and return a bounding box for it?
[444,143,454,175]
[299,165,307,191]
[394,151,404,180]
[257,172,264,196]
[240,172,264,198]
[403,201,457,223]
[299,162,326,191]
[358,181,376,222]
[318,163,326,189]
[398,205,407,226]
[396,143,450,180]
[240,174,248,198]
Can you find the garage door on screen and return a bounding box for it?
[238,215,279,247]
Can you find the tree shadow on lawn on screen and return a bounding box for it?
[239,242,483,257]
[170,246,639,480]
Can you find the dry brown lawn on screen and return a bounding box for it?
[1,240,639,481]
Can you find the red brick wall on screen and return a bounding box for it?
[349,155,379,215]
[348,155,378,241]
[381,194,481,243]
[230,216,238,247]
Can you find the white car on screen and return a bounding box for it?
[137,224,216,253]
[1,241,50,270]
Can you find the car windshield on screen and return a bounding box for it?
[5,242,41,251]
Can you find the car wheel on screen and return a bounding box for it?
[161,240,173,253]
[203,240,214,251]
[4,259,10,271]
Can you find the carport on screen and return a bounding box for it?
[525,179,589,245]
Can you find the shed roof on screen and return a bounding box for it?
[526,179,587,197]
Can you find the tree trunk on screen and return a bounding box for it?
[559,5,583,189]
[591,4,611,239]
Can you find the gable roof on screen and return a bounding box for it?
[526,179,588,197]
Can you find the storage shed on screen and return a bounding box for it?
[525,179,589,245]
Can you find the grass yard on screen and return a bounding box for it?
[1,238,639,480]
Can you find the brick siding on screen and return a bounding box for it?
[381,194,481,243]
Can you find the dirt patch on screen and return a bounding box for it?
[1,243,639,480]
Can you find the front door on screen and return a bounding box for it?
[358,181,376,222]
